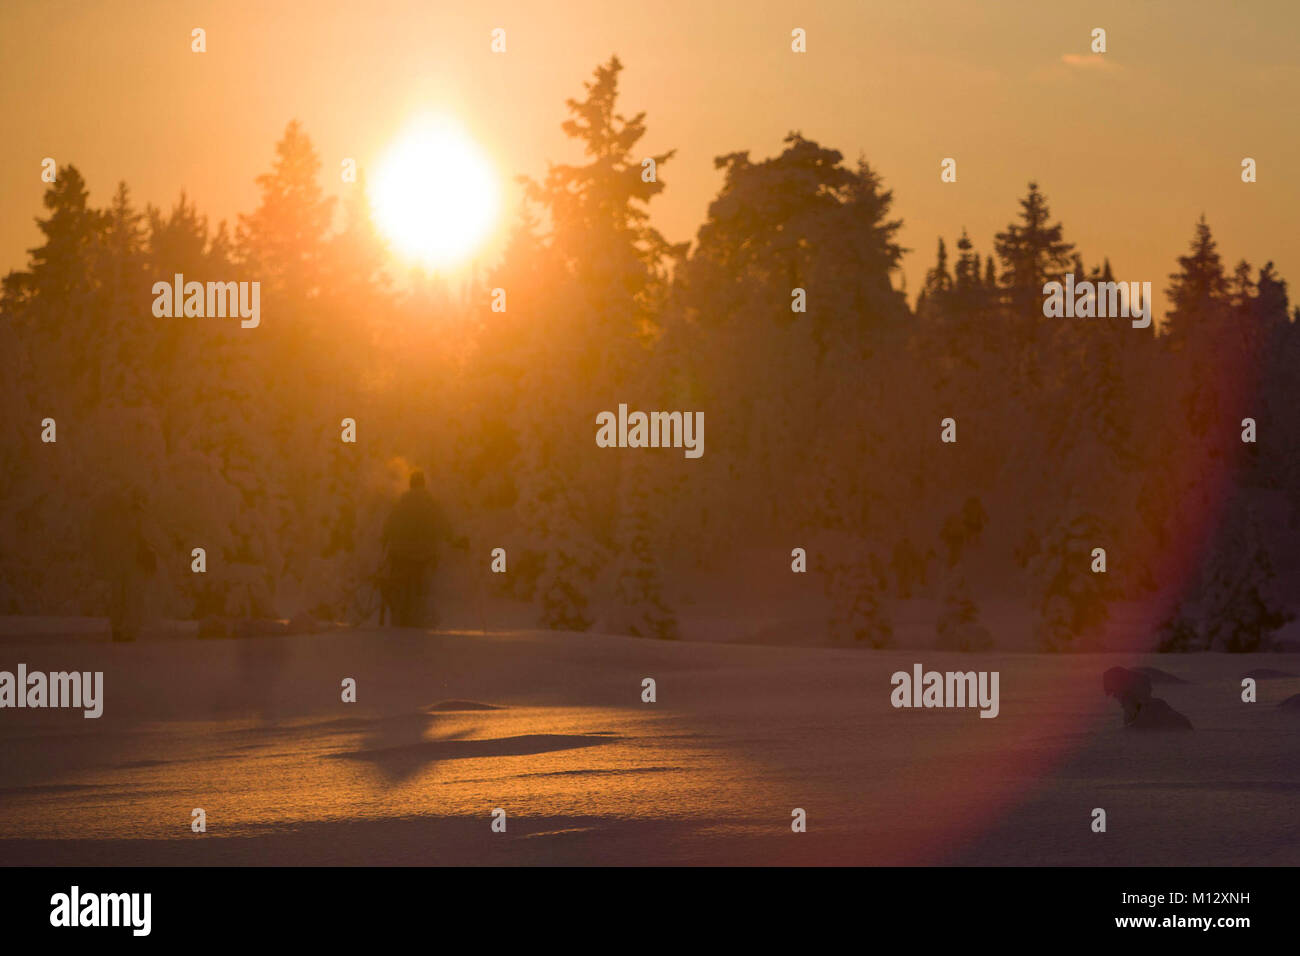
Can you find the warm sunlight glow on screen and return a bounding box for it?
[371,116,501,270]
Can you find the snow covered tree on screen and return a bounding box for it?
[535,518,597,633]
[1024,513,1113,651]
[1155,606,1200,652]
[826,559,892,647]
[935,577,993,651]
[1200,508,1293,652]
[609,458,679,640]
[236,120,336,304]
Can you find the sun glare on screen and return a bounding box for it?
[370,116,501,270]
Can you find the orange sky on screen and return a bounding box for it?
[2,0,1297,316]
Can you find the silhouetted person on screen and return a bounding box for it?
[89,487,157,642]
[1103,666,1192,730]
[381,471,451,627]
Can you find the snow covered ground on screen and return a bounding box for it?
[0,623,1296,865]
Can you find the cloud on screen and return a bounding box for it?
[1060,54,1123,72]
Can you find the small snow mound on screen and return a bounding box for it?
[1241,668,1295,680]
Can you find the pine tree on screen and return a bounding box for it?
[1230,259,1255,310]
[509,58,684,630]
[101,182,146,296]
[1200,508,1293,652]
[1028,513,1112,651]
[519,55,683,350]
[1254,261,1289,329]
[682,133,905,339]
[950,228,984,316]
[236,120,336,303]
[826,559,892,647]
[1164,216,1228,343]
[610,457,679,639]
[993,182,1074,317]
[531,482,598,632]
[918,237,952,318]
[3,165,105,309]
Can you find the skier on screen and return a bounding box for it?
[89,487,157,642]
[380,471,452,627]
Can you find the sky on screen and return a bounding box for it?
[2,0,1298,316]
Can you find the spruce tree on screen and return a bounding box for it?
[1164,216,1228,343]
[826,560,892,647]
[1201,509,1293,652]
[993,182,1074,318]
[918,238,952,320]
[610,457,680,640]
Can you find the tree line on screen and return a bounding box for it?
[2,56,1295,651]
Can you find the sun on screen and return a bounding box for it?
[370,116,501,270]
